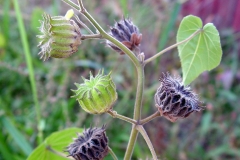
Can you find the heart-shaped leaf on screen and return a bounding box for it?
[27,128,83,160]
[177,15,222,85]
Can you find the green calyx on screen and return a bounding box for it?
[37,11,81,61]
[72,70,118,114]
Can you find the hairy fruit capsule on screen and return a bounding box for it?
[37,11,81,61]
[72,70,117,114]
[154,73,204,122]
[67,126,108,160]
[107,18,142,55]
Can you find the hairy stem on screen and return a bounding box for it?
[136,125,158,160]
[144,29,202,65]
[107,110,137,125]
[108,147,118,160]
[140,111,161,125]
[81,34,102,40]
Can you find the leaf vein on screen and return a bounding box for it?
[183,33,202,83]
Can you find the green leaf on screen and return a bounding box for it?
[2,117,33,156]
[0,129,15,160]
[27,128,83,160]
[177,15,222,85]
[0,33,6,47]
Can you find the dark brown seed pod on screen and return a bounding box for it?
[154,73,204,122]
[107,18,142,55]
[67,126,108,160]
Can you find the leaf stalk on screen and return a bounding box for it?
[144,29,202,65]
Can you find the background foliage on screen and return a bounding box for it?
[0,0,240,159]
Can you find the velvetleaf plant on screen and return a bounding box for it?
[27,0,222,160]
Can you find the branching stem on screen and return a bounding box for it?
[77,0,85,12]
[140,111,161,125]
[144,29,202,65]
[108,147,118,160]
[61,1,147,160]
[63,0,140,67]
[61,0,79,10]
[81,34,102,40]
[107,110,137,125]
[75,0,141,68]
[124,127,138,160]
[75,15,94,34]
[136,125,158,160]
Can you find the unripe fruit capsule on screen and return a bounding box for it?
[72,70,118,114]
[37,11,81,61]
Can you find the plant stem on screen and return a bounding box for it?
[74,0,140,68]
[144,29,202,65]
[140,111,161,125]
[75,15,94,34]
[77,0,85,12]
[61,1,145,159]
[133,66,144,120]
[47,146,74,159]
[124,66,144,160]
[103,33,140,67]
[107,110,137,125]
[61,0,79,10]
[81,34,102,40]
[124,126,138,160]
[108,147,118,160]
[13,0,43,143]
[136,125,158,160]
[76,1,144,157]
[62,0,141,67]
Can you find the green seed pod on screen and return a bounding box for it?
[72,70,118,114]
[37,10,81,61]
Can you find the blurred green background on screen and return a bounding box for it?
[0,0,240,160]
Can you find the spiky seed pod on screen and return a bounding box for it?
[107,18,142,55]
[37,11,81,61]
[154,73,204,122]
[72,70,118,114]
[67,126,109,160]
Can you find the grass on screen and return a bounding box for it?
[13,0,42,144]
